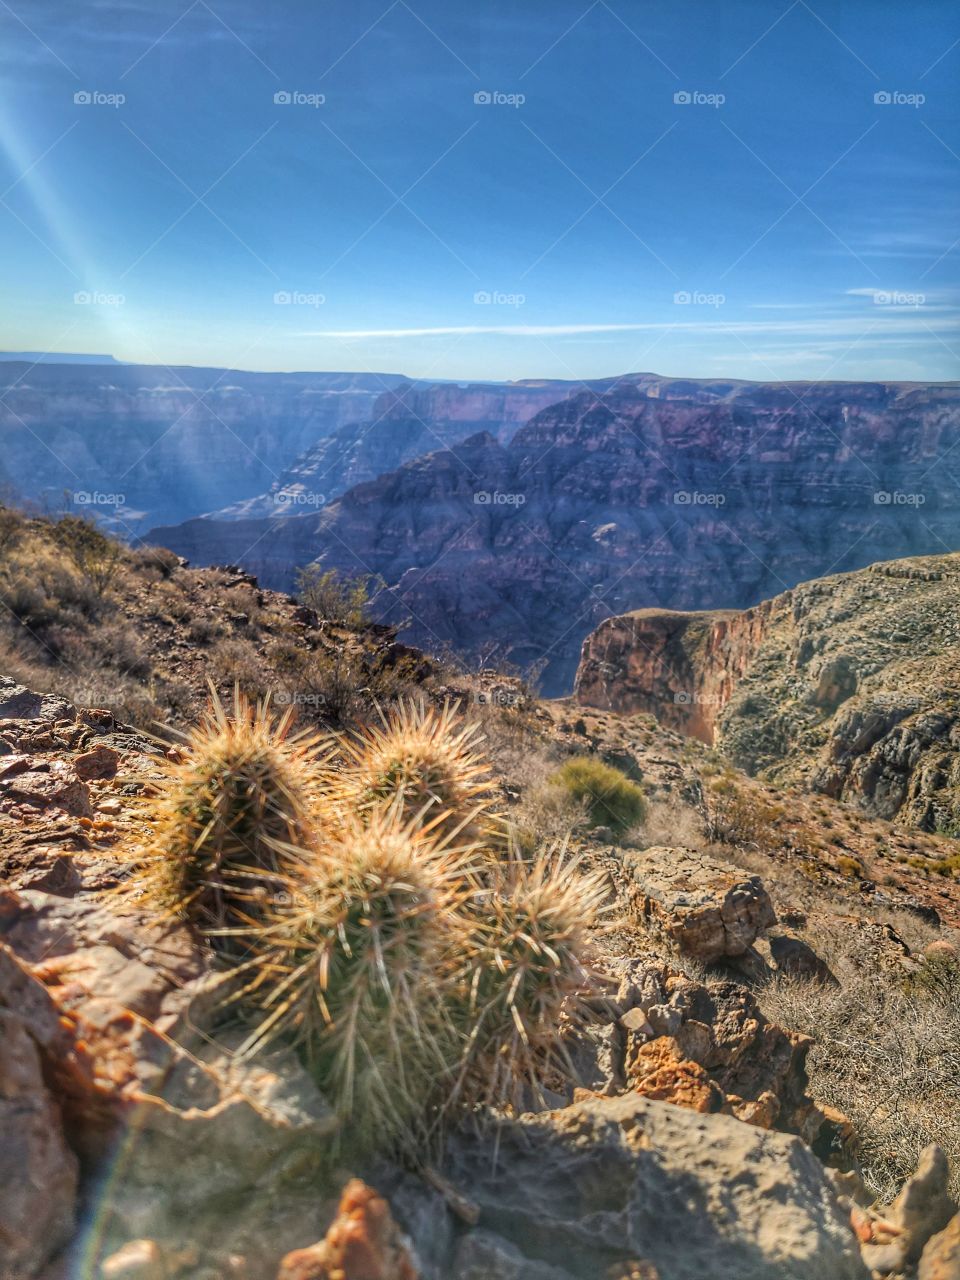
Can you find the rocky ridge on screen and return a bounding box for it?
[574,550,960,834]
[207,377,594,518]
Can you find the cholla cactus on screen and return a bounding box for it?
[456,845,608,1112]
[333,700,498,842]
[130,687,332,942]
[241,806,478,1147]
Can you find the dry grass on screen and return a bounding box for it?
[761,937,960,1202]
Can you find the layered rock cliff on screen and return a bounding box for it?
[207,376,590,517]
[0,361,403,527]
[576,551,960,831]
[149,377,960,694]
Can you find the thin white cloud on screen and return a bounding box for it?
[302,324,664,339]
[301,316,960,340]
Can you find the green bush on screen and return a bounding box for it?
[296,565,382,628]
[549,756,646,834]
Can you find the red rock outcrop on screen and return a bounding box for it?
[277,1180,418,1280]
[574,551,960,831]
[574,606,770,741]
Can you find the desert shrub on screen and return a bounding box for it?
[210,637,269,697]
[128,689,332,944]
[55,515,125,594]
[296,565,382,628]
[762,937,960,1201]
[707,773,819,859]
[133,544,181,578]
[548,756,646,835]
[0,506,21,554]
[187,616,223,646]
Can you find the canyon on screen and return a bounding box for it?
[0,359,598,531]
[149,376,960,695]
[0,359,403,527]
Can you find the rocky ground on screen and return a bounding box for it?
[3,511,960,1280]
[3,669,960,1280]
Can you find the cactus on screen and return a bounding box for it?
[129,687,332,943]
[241,806,477,1148]
[455,845,608,1112]
[333,700,497,842]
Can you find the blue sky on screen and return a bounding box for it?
[1,0,958,381]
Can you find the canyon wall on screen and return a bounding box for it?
[148,377,960,694]
[574,552,960,830]
[0,362,404,528]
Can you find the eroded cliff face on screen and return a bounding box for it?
[208,378,587,518]
[574,607,769,742]
[575,551,960,832]
[149,377,960,695]
[0,362,402,527]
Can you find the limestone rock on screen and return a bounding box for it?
[860,1145,956,1273]
[625,847,776,962]
[100,1239,168,1279]
[920,1213,960,1280]
[0,1009,78,1280]
[444,1093,868,1279]
[453,1232,577,1279]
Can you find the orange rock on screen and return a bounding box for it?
[626,1036,722,1113]
[277,1180,418,1280]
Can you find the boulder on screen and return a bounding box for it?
[73,743,120,780]
[444,1093,868,1280]
[0,1010,78,1279]
[625,848,776,963]
[920,1213,960,1280]
[859,1145,956,1274]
